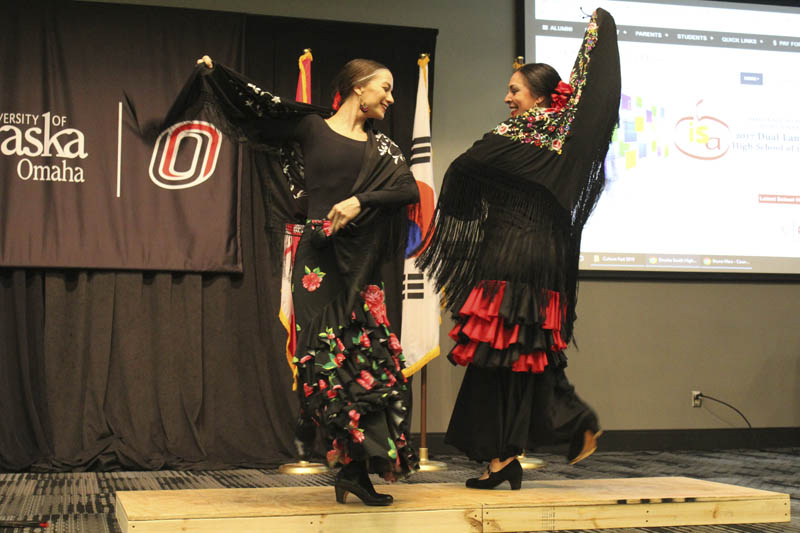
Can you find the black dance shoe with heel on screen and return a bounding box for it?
[465,459,523,490]
[567,410,603,465]
[334,462,393,506]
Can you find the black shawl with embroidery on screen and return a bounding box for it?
[417,9,620,344]
[162,64,417,311]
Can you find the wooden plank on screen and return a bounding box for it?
[115,484,481,520]
[115,499,129,533]
[483,498,790,532]
[114,477,790,533]
[123,509,483,533]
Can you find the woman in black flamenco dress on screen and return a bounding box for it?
[417,9,621,489]
[191,56,419,504]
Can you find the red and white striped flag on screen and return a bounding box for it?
[295,49,313,104]
[281,49,313,389]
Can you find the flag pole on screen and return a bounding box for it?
[413,52,446,472]
[280,48,328,475]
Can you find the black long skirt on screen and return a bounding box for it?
[291,221,417,479]
[445,361,596,463]
[443,281,597,463]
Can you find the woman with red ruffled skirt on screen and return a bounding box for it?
[417,9,620,489]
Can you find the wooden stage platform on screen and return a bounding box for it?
[115,476,790,532]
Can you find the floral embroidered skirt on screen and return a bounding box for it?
[444,280,597,462]
[291,222,417,479]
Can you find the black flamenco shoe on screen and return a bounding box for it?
[465,459,522,490]
[335,463,393,506]
[567,411,603,465]
[357,466,393,503]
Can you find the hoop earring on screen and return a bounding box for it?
[359,101,369,113]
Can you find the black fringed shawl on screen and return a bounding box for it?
[417,9,620,344]
[162,64,417,310]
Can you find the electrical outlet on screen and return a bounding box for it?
[691,390,702,408]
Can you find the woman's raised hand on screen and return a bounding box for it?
[196,55,213,68]
[327,196,362,234]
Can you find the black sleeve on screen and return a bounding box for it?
[355,170,420,209]
[201,64,328,144]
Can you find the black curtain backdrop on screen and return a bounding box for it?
[0,1,437,471]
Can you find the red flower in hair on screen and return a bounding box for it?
[548,81,573,112]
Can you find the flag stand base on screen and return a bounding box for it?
[278,460,329,475]
[418,448,448,472]
[517,452,545,470]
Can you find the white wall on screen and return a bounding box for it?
[91,0,800,434]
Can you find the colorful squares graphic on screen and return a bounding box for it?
[621,94,632,110]
[635,117,644,132]
[626,149,637,169]
[624,121,637,142]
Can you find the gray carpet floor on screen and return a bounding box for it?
[0,448,797,532]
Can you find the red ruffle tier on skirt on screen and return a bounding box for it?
[448,281,567,373]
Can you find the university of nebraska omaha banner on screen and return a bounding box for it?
[0,2,244,272]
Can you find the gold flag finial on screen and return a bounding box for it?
[418,52,430,71]
[513,56,525,70]
[418,52,430,68]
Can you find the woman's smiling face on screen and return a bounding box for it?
[356,69,395,120]
[504,71,543,117]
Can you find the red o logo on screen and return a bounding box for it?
[149,121,222,189]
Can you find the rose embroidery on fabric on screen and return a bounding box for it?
[302,266,326,291]
[360,285,389,325]
[359,331,371,348]
[387,333,403,356]
[348,409,361,428]
[350,428,366,443]
[356,370,377,390]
